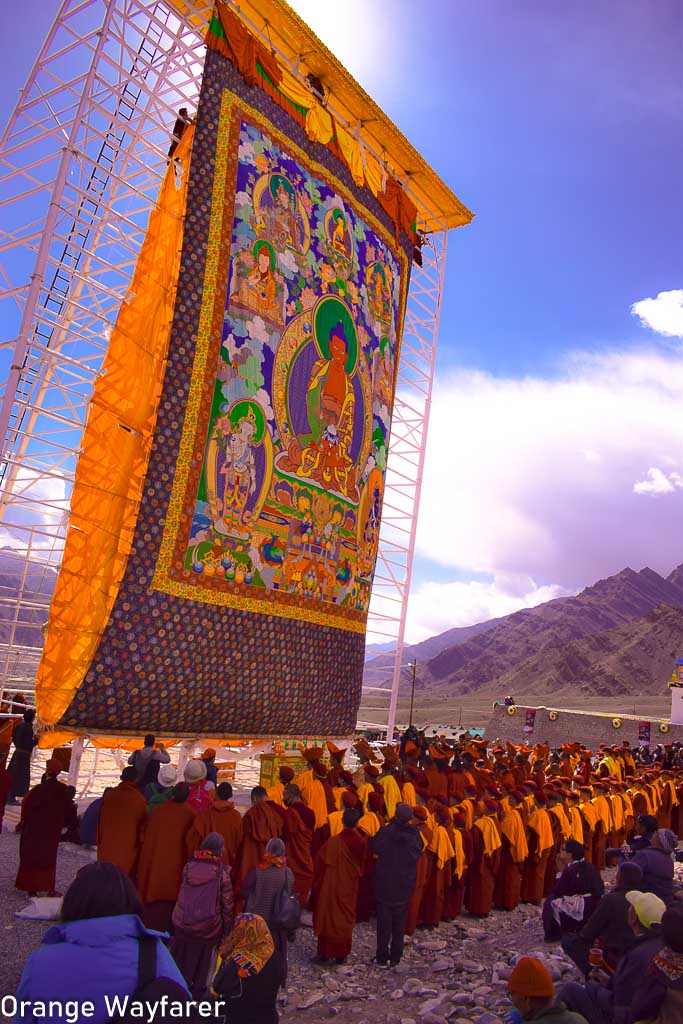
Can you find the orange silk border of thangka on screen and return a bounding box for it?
[151,90,409,634]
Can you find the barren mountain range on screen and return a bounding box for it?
[366,564,683,703]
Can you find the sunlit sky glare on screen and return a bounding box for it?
[2,1,682,642]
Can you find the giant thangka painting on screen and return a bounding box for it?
[60,41,411,736]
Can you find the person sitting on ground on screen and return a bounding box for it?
[79,795,102,848]
[127,733,170,789]
[241,837,295,985]
[562,861,643,976]
[629,813,658,853]
[144,763,177,815]
[211,913,282,1024]
[630,904,683,1023]
[16,862,189,1024]
[542,839,605,942]
[505,955,588,1023]
[631,828,677,905]
[170,832,234,999]
[559,890,666,1024]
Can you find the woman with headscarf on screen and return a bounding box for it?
[212,913,281,1024]
[241,837,294,983]
[170,832,234,998]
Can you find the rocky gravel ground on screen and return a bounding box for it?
[0,824,589,1024]
[278,902,585,1024]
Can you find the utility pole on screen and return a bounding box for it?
[409,660,417,727]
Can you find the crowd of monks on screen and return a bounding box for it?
[22,735,683,964]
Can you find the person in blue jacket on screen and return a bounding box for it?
[16,861,190,1024]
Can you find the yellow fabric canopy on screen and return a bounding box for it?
[35,129,194,729]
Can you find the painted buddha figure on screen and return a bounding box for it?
[300,321,355,497]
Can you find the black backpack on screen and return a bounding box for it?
[109,937,195,1022]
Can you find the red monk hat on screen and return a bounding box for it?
[484,798,499,812]
[278,765,295,782]
[302,746,325,763]
[342,789,360,809]
[201,748,216,761]
[326,740,348,761]
[368,792,385,813]
[435,804,450,824]
[364,763,380,778]
[353,738,379,763]
[380,743,400,763]
[534,790,548,804]
[452,812,467,827]
[412,806,428,821]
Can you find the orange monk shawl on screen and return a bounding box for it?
[474,816,502,856]
[299,769,329,829]
[568,806,584,845]
[357,811,381,837]
[429,824,456,870]
[527,808,554,854]
[620,791,634,819]
[609,795,624,831]
[457,799,475,830]
[550,804,572,840]
[450,827,466,879]
[328,809,344,837]
[401,781,417,806]
[665,779,679,806]
[579,801,599,829]
[500,808,529,863]
[592,795,612,831]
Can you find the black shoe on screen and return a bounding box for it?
[371,957,389,968]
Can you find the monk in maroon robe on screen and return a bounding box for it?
[16,759,72,895]
[405,808,433,934]
[421,805,454,926]
[311,808,366,964]
[465,801,502,917]
[231,785,283,898]
[136,782,196,932]
[282,782,315,905]
[186,780,243,865]
[97,766,147,877]
[494,793,528,911]
[447,814,472,919]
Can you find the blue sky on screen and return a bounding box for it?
[3,1,682,641]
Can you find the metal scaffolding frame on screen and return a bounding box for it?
[0,0,449,741]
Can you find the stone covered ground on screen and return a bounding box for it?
[0,827,589,1024]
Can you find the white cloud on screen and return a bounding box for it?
[633,466,683,496]
[412,349,683,614]
[632,289,683,338]
[405,576,572,644]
